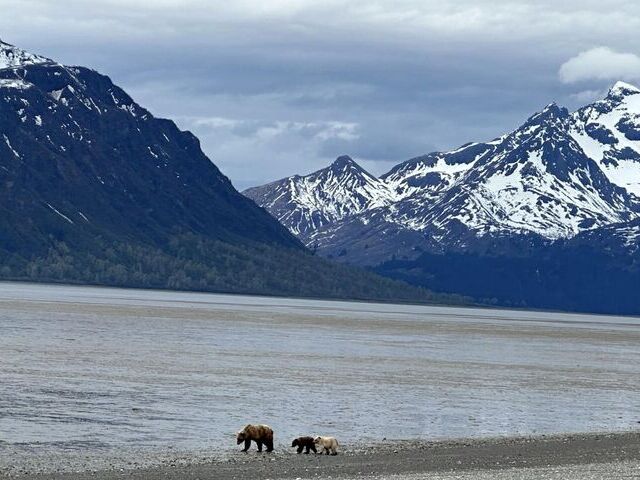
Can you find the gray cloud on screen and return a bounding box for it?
[2,1,640,188]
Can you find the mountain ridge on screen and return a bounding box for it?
[0,40,446,304]
[245,82,640,314]
[0,41,301,253]
[244,154,396,238]
[246,83,640,265]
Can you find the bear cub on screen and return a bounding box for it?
[291,436,317,454]
[314,436,339,455]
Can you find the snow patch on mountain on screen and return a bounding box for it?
[0,78,33,90]
[381,142,497,200]
[0,40,52,70]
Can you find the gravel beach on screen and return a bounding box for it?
[5,432,639,480]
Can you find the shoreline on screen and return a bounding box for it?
[2,279,640,322]
[5,431,640,479]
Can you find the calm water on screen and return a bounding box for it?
[1,282,639,461]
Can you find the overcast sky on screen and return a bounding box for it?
[2,0,640,189]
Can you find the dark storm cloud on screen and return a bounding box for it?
[2,0,640,188]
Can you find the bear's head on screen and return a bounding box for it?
[291,438,299,447]
[237,424,254,444]
[313,436,322,444]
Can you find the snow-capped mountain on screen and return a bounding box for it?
[416,102,635,239]
[246,83,640,265]
[570,81,640,196]
[244,155,395,239]
[0,39,301,254]
[0,39,453,304]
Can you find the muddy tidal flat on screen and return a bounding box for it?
[1,282,639,478]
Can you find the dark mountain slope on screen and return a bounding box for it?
[376,220,640,315]
[0,40,449,304]
[0,42,299,256]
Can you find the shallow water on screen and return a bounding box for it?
[1,282,639,466]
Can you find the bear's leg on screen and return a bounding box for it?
[242,439,251,452]
[297,445,303,454]
[331,447,337,456]
[311,444,317,454]
[325,447,330,455]
[256,440,263,452]
[304,445,310,454]
[265,439,274,452]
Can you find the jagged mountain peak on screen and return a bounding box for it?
[0,40,53,70]
[437,93,637,240]
[243,155,394,238]
[515,104,575,147]
[331,154,357,168]
[569,80,640,197]
[541,101,561,112]
[607,80,640,100]
[322,155,379,185]
[326,154,371,177]
[543,102,569,117]
[578,81,640,116]
[330,155,366,172]
[523,102,570,128]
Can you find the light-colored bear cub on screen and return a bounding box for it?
[314,436,339,455]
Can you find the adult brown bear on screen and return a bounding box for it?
[236,424,274,452]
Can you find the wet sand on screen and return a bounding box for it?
[6,432,640,479]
